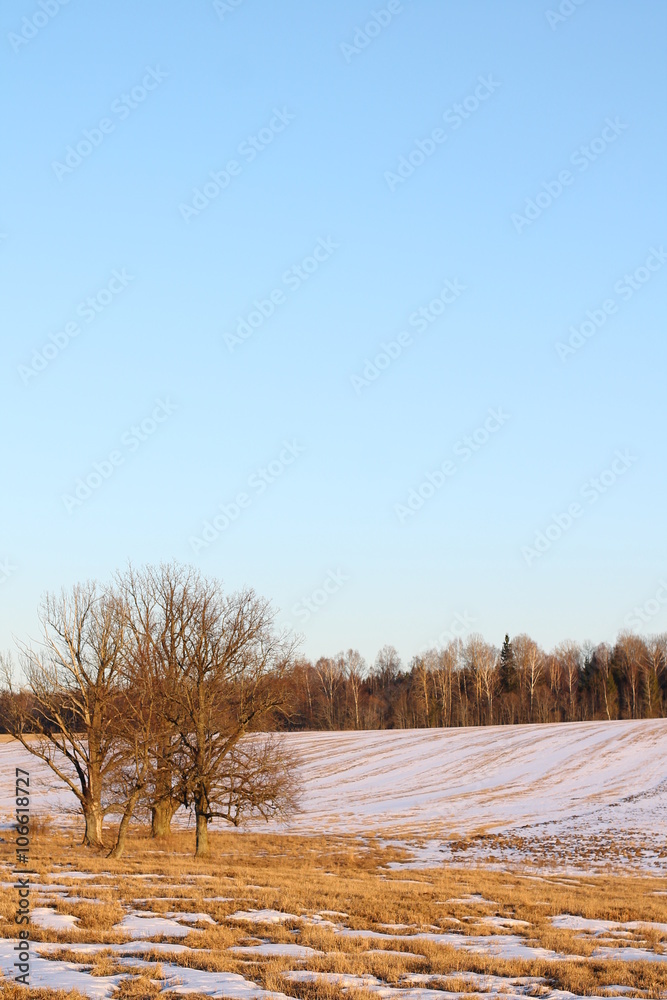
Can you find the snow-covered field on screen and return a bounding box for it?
[2,719,665,870]
[279,719,667,839]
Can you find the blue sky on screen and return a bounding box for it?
[1,0,666,666]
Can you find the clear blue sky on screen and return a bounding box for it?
[2,0,666,667]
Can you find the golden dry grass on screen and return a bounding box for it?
[0,825,666,998]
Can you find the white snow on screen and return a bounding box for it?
[115,912,201,938]
[161,910,216,924]
[591,945,667,964]
[36,940,195,956]
[228,908,301,923]
[31,906,80,931]
[480,915,531,928]
[0,940,125,998]
[552,913,667,935]
[231,943,324,958]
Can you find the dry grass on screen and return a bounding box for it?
[0,826,666,998]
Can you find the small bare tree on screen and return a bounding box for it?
[613,632,646,719]
[3,583,126,847]
[514,635,545,722]
[551,640,581,721]
[314,655,344,729]
[343,649,366,730]
[463,634,498,724]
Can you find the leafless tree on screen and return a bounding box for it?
[212,733,299,825]
[115,564,190,837]
[343,649,366,729]
[3,583,125,848]
[513,634,544,722]
[373,645,401,687]
[127,565,298,857]
[463,634,498,724]
[613,632,646,719]
[643,634,666,717]
[314,655,344,729]
[553,640,581,721]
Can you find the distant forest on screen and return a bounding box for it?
[272,631,666,730]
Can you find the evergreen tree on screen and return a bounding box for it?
[499,633,517,692]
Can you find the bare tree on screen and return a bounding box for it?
[343,649,366,730]
[373,645,401,687]
[513,634,544,722]
[613,632,646,719]
[428,641,459,727]
[410,655,432,727]
[463,634,498,724]
[3,584,125,847]
[116,564,190,837]
[212,733,299,825]
[314,655,344,729]
[591,642,614,720]
[553,640,581,721]
[133,565,298,857]
[643,634,666,718]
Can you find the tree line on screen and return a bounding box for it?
[278,631,666,732]
[1,563,665,856]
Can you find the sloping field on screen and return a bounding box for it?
[279,718,667,836]
[1,720,665,867]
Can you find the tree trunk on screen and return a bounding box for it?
[151,796,179,838]
[195,809,209,857]
[82,801,104,848]
[108,791,140,859]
